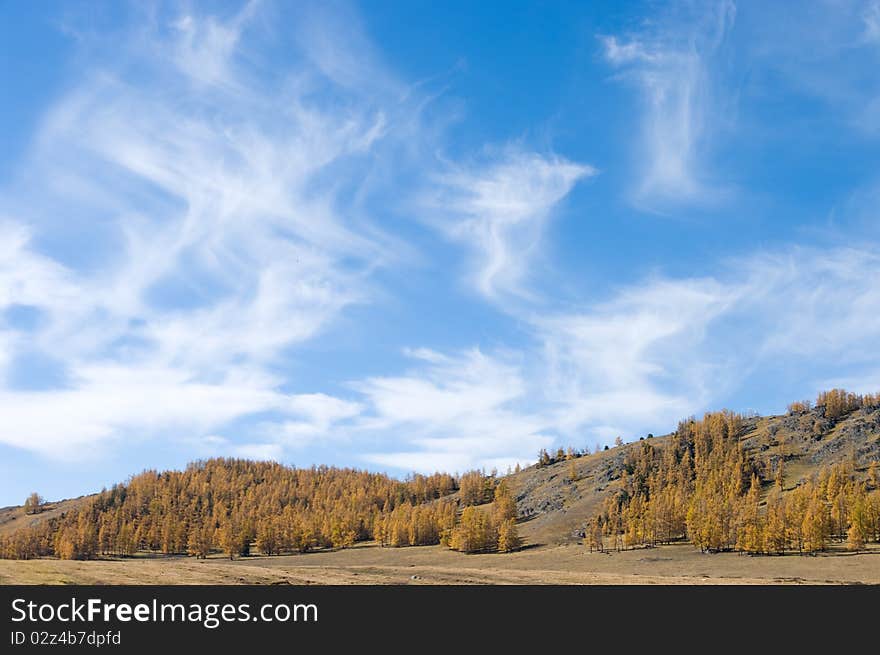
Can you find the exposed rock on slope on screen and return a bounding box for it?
[507,405,880,545]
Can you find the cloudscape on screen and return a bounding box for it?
[2,0,880,505]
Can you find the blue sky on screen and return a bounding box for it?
[2,0,880,505]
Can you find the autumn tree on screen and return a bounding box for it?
[787,400,811,414]
[800,484,829,554]
[736,475,764,554]
[448,507,497,553]
[592,411,755,553]
[585,517,604,553]
[188,522,214,559]
[256,518,282,556]
[866,490,880,543]
[459,470,492,506]
[816,389,862,420]
[774,459,785,492]
[497,519,522,552]
[493,481,517,523]
[24,493,44,515]
[764,491,787,554]
[1,459,472,561]
[219,521,249,560]
[846,491,869,552]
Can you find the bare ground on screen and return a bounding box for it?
[2,542,878,585]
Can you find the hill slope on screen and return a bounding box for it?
[2,396,879,557]
[506,403,880,546]
[0,497,93,539]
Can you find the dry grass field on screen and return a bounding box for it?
[2,541,878,585]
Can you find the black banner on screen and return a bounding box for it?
[1,585,876,652]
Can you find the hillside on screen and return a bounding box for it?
[0,497,93,539]
[506,401,880,546]
[2,391,879,562]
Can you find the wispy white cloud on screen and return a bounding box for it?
[739,247,880,360]
[864,1,880,43]
[356,242,880,469]
[0,364,284,456]
[601,1,736,209]
[1,3,592,466]
[533,276,735,439]
[735,1,880,136]
[0,4,405,457]
[292,0,400,97]
[5,0,880,483]
[354,348,553,473]
[0,222,80,313]
[230,442,285,462]
[422,147,593,299]
[265,393,364,448]
[532,243,880,441]
[168,2,256,87]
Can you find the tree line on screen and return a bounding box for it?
[585,405,880,555]
[788,388,880,420]
[0,458,521,560]
[444,480,521,553]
